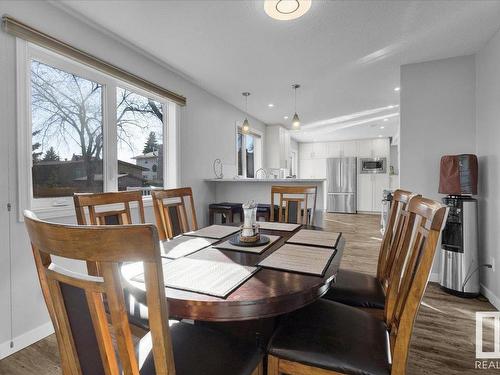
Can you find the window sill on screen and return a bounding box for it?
[24,197,154,222]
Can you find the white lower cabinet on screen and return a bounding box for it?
[357,174,389,212]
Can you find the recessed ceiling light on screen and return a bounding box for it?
[284,115,289,120]
[388,105,395,109]
[378,135,383,137]
[383,118,388,122]
[380,126,385,129]
[268,103,275,108]
[264,0,312,21]
[394,87,400,92]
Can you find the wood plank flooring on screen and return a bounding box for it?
[0,213,497,374]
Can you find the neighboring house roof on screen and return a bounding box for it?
[73,173,128,182]
[35,158,148,171]
[133,151,159,160]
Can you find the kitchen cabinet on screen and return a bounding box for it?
[266,125,292,169]
[340,141,357,157]
[357,173,390,212]
[299,143,314,159]
[356,138,390,158]
[326,142,342,158]
[356,139,373,158]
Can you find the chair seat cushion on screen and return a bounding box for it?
[322,269,385,309]
[137,321,262,375]
[268,299,390,375]
[209,202,243,211]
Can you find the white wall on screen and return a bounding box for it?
[476,27,500,307]
[0,0,266,357]
[400,55,476,278]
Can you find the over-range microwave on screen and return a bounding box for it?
[360,158,387,174]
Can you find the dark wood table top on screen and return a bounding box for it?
[122,224,345,322]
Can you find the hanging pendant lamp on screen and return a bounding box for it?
[291,84,301,130]
[242,92,251,134]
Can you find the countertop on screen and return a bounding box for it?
[204,178,326,183]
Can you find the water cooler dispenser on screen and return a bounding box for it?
[438,154,480,297]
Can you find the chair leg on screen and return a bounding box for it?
[267,355,280,375]
[251,360,264,375]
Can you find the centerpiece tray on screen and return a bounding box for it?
[229,234,271,247]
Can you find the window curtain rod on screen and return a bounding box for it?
[1,15,187,106]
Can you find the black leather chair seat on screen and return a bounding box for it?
[137,321,262,375]
[268,299,390,375]
[209,202,243,210]
[322,269,385,309]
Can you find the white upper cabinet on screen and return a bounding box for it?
[356,139,373,158]
[299,143,314,159]
[340,141,357,157]
[312,142,327,159]
[326,142,342,158]
[372,138,390,158]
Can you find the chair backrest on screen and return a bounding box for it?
[376,190,420,291]
[74,191,146,276]
[270,185,317,225]
[152,187,198,240]
[74,191,145,226]
[383,197,447,375]
[24,210,175,375]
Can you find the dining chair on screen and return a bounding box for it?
[152,187,198,240]
[322,189,418,313]
[267,196,448,375]
[270,185,317,225]
[24,210,263,375]
[74,190,149,331]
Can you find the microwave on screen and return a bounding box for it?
[360,158,387,174]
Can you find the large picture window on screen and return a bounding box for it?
[18,41,178,214]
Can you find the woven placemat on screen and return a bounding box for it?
[257,222,301,231]
[286,229,341,248]
[185,225,240,239]
[160,236,217,259]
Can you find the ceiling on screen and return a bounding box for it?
[59,0,500,142]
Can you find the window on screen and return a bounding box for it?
[18,41,179,213]
[237,129,262,178]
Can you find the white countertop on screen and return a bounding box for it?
[204,178,326,183]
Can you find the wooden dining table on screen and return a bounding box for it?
[121,224,345,322]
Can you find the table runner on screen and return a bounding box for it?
[258,244,336,277]
[134,258,258,298]
[185,225,240,239]
[160,236,217,259]
[213,234,281,254]
[286,229,341,248]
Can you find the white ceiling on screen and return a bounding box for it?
[59,0,500,142]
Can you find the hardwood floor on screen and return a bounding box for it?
[0,213,497,374]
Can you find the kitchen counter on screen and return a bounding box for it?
[204,178,326,183]
[205,178,326,226]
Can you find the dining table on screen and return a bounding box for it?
[121,223,345,322]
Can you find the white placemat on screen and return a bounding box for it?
[213,235,281,254]
[185,225,240,239]
[160,236,217,259]
[133,258,258,298]
[257,222,301,232]
[286,229,341,248]
[258,244,336,276]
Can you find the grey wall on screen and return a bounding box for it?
[400,55,477,278]
[476,27,500,307]
[0,0,266,357]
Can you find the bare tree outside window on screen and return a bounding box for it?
[31,60,103,198]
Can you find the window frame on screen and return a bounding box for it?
[16,39,179,220]
[235,123,262,178]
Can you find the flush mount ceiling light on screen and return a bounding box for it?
[264,0,312,21]
[242,92,251,134]
[291,83,301,130]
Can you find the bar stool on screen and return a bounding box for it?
[256,204,279,222]
[209,202,243,225]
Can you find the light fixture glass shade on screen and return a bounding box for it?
[242,118,250,133]
[264,0,311,21]
[292,112,300,129]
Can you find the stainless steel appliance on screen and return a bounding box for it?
[360,157,387,174]
[326,157,357,213]
[440,196,479,297]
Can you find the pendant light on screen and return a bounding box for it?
[242,92,251,134]
[292,84,301,130]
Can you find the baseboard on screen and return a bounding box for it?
[0,321,54,360]
[480,283,500,311]
[429,272,440,283]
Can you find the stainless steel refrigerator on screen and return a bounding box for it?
[326,157,357,213]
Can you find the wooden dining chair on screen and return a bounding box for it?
[24,210,263,375]
[74,190,149,331]
[322,189,418,313]
[267,196,448,375]
[152,187,198,240]
[270,185,317,225]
